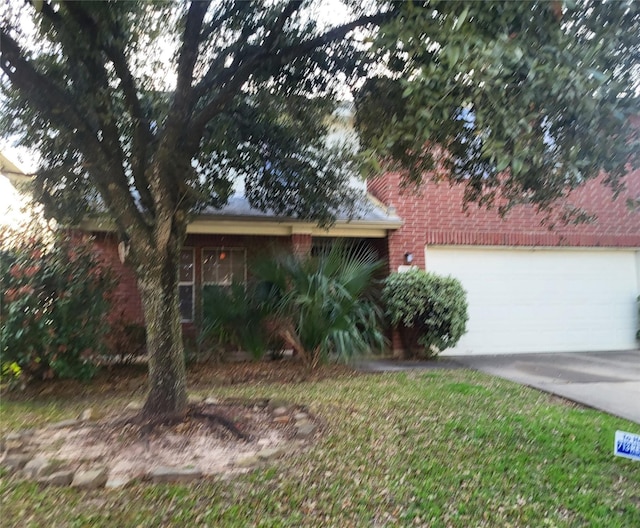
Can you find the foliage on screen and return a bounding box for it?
[200,282,277,361]
[254,243,385,369]
[357,1,640,214]
[382,269,468,357]
[0,230,114,382]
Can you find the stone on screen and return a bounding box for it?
[204,397,219,405]
[23,456,55,479]
[125,401,143,412]
[272,407,289,417]
[294,412,308,421]
[38,470,74,486]
[72,467,109,489]
[256,447,284,460]
[2,432,25,453]
[2,454,32,471]
[49,419,79,430]
[105,475,134,489]
[187,394,202,405]
[295,422,316,438]
[235,455,259,468]
[268,399,289,411]
[148,466,202,483]
[76,447,104,461]
[78,408,94,421]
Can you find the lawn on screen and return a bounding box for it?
[1,367,639,527]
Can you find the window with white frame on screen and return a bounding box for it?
[202,248,246,287]
[178,248,194,322]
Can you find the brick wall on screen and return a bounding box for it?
[90,232,144,327]
[91,232,304,329]
[368,169,640,272]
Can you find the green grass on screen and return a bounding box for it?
[2,369,639,527]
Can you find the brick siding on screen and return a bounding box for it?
[368,170,640,272]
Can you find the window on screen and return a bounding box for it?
[202,248,246,287]
[179,248,194,322]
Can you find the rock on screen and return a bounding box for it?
[38,470,74,486]
[72,467,108,489]
[76,447,104,461]
[294,412,308,421]
[295,422,316,438]
[273,415,290,424]
[78,408,93,421]
[187,394,202,405]
[125,401,143,412]
[235,454,259,468]
[2,432,25,453]
[23,456,55,479]
[2,454,32,471]
[148,466,202,483]
[272,407,289,417]
[204,397,219,405]
[105,475,134,489]
[256,447,284,460]
[268,399,289,411]
[49,419,79,430]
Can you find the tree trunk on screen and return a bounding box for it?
[137,241,188,418]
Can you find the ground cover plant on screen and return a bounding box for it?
[2,364,639,527]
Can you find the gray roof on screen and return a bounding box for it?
[198,192,401,225]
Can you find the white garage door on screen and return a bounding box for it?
[425,247,639,355]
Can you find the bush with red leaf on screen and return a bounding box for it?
[1,231,114,383]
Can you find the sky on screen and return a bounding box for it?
[0,151,34,229]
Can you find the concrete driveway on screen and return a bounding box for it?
[454,350,640,424]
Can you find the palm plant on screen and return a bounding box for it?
[255,243,385,369]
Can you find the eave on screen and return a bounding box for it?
[81,215,402,239]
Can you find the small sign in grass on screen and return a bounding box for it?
[615,430,640,461]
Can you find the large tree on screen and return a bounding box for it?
[1,1,638,417]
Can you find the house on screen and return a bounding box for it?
[368,170,640,355]
[80,193,401,337]
[3,147,639,357]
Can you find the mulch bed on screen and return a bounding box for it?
[1,358,362,401]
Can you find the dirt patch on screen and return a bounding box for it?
[6,399,318,486]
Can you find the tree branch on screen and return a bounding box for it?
[57,1,155,214]
[151,0,212,227]
[192,1,304,103]
[187,10,394,143]
[0,29,151,245]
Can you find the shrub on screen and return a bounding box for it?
[200,281,276,361]
[254,243,386,369]
[1,231,114,383]
[382,268,468,358]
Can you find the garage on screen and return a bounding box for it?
[425,247,640,355]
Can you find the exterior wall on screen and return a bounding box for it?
[92,232,388,335]
[368,170,640,274]
[368,169,640,355]
[90,232,144,327]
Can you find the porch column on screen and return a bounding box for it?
[291,232,312,257]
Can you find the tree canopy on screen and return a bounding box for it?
[1,0,638,416]
[355,1,640,213]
